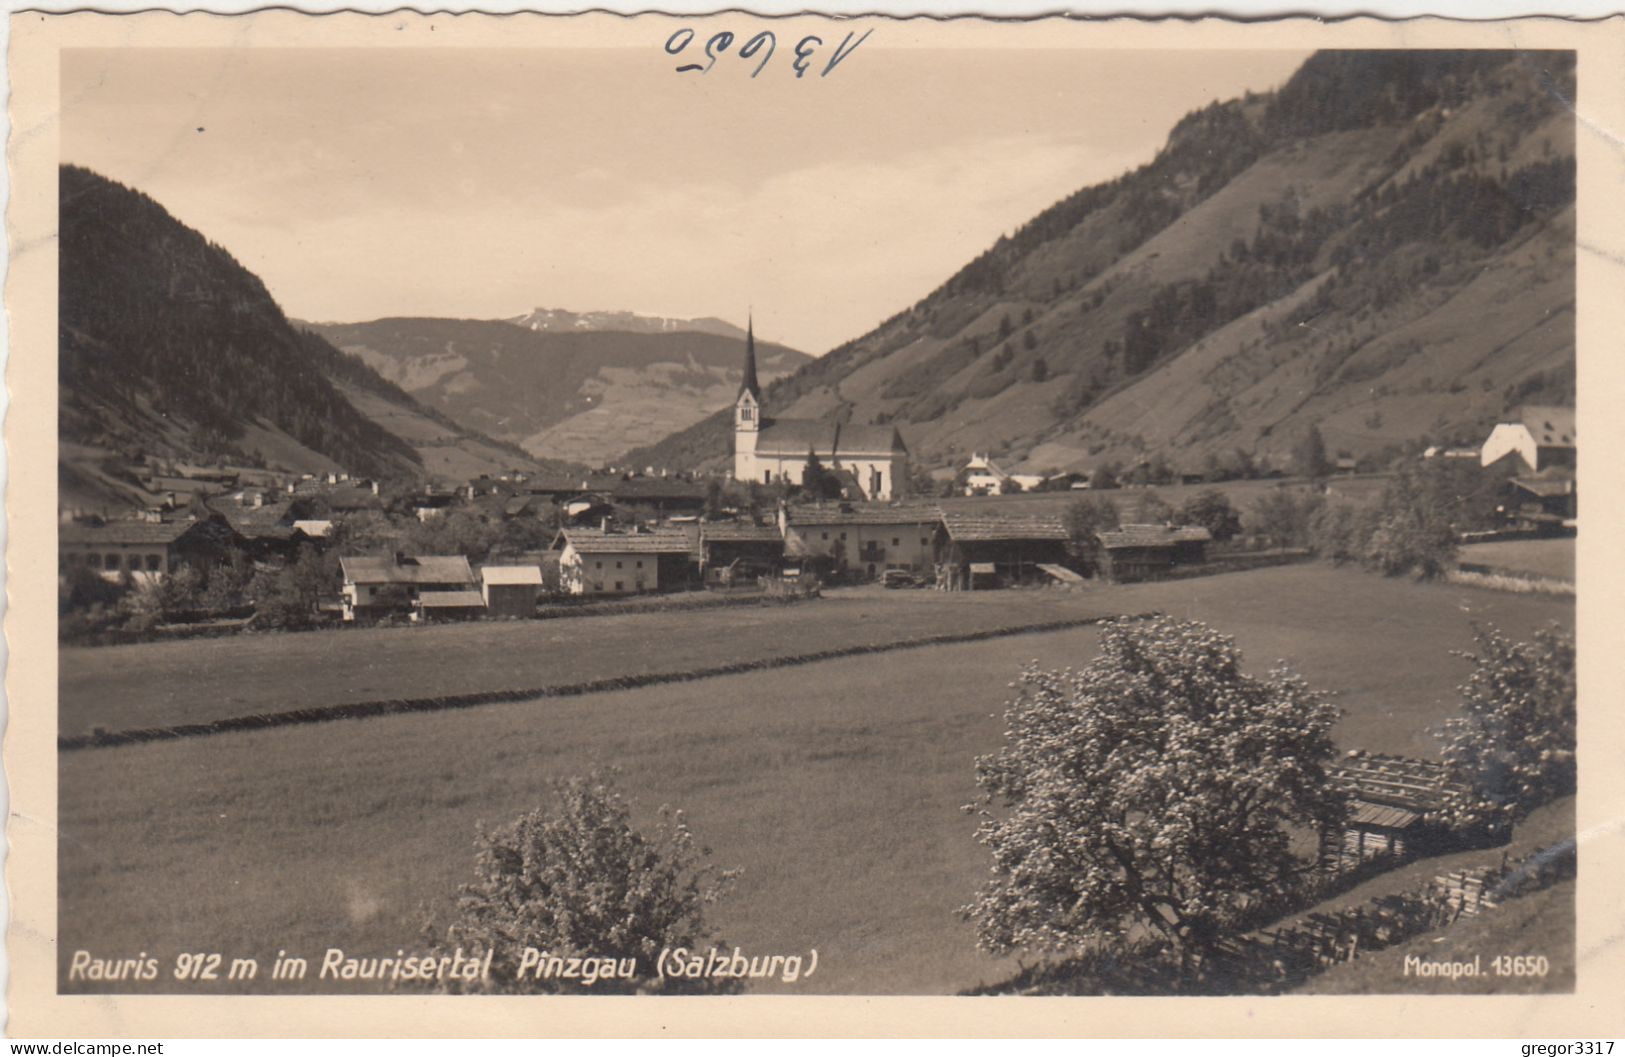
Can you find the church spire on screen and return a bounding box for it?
[739,312,761,401]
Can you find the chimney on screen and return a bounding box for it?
[394,551,407,567]
[371,480,381,495]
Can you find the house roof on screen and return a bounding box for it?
[481,565,545,585]
[599,477,708,502]
[700,523,784,543]
[558,528,696,555]
[416,590,487,608]
[340,554,475,586]
[208,499,297,540]
[291,519,334,537]
[1519,405,1575,448]
[753,419,907,457]
[939,510,1069,542]
[787,503,944,527]
[504,496,544,516]
[1096,524,1213,549]
[59,518,207,546]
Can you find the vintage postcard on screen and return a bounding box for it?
[6,9,1625,1038]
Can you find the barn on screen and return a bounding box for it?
[1095,524,1211,583]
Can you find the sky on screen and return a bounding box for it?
[62,44,1309,354]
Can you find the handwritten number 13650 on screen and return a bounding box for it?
[665,28,872,78]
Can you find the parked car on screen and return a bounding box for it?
[881,568,923,589]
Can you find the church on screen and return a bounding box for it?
[732,320,908,500]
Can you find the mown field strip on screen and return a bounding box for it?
[60,612,1158,751]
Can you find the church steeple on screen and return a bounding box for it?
[739,314,761,402]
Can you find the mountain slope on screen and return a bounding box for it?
[626,50,1575,477]
[508,306,747,341]
[305,317,808,467]
[58,166,547,509]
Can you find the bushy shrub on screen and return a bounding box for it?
[1436,624,1576,826]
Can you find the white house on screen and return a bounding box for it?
[962,453,1044,495]
[1480,406,1576,474]
[732,319,908,500]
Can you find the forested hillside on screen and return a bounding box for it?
[307,317,807,466]
[625,50,1575,477]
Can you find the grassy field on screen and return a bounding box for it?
[57,564,1573,994]
[1458,536,1576,582]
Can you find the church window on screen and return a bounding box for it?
[740,407,754,422]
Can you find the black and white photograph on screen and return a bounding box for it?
[7,9,1621,1038]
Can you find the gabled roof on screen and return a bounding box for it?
[340,554,475,586]
[1519,405,1575,447]
[557,528,695,555]
[1096,524,1212,549]
[481,565,544,585]
[1330,752,1462,813]
[417,590,487,608]
[60,518,210,546]
[753,419,907,457]
[939,510,1069,542]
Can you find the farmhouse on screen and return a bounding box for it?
[1095,524,1212,583]
[961,454,1044,495]
[339,553,477,621]
[1323,751,1494,873]
[480,565,545,617]
[732,320,908,500]
[59,514,238,581]
[1480,405,1576,474]
[781,503,941,581]
[698,522,786,584]
[412,590,487,623]
[933,510,1071,589]
[553,526,694,596]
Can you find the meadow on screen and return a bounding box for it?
[57,564,1573,994]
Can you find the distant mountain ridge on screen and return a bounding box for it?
[508,306,748,341]
[625,50,1576,478]
[58,165,547,510]
[306,317,809,467]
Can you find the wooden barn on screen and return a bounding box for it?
[1323,751,1500,873]
[933,510,1071,589]
[480,565,545,618]
[1094,524,1211,583]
